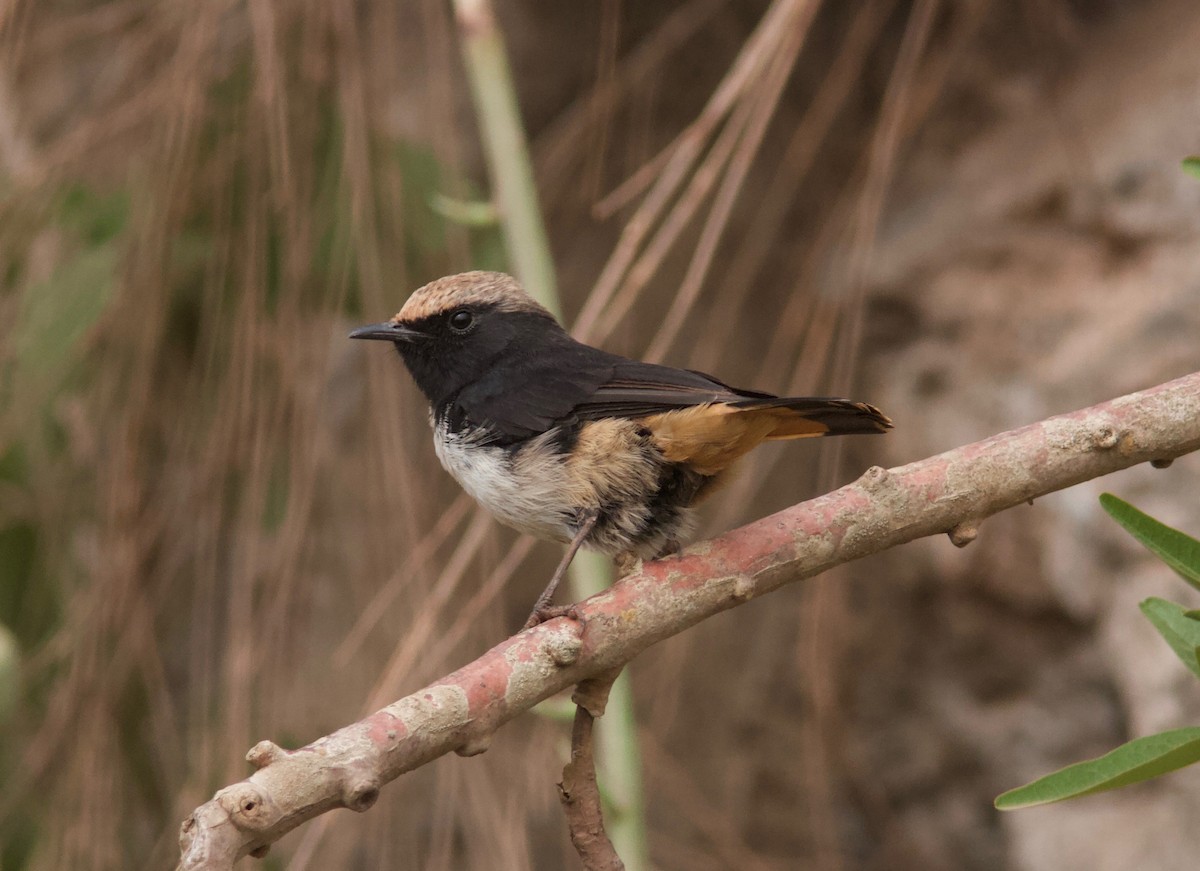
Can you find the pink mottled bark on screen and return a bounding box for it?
[178,371,1200,870]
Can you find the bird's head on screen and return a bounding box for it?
[350,271,562,405]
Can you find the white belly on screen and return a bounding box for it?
[432,420,573,543]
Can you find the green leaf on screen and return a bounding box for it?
[1100,493,1200,592]
[1140,597,1200,678]
[996,727,1200,809]
[429,193,499,227]
[1183,157,1200,180]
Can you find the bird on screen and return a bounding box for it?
[351,271,891,627]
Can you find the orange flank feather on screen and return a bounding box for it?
[642,398,891,476]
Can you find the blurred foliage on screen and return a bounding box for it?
[996,495,1200,810]
[7,187,122,441]
[0,11,505,865]
[0,185,127,675]
[3,1,1191,869]
[0,623,16,724]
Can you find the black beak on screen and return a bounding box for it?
[349,322,424,343]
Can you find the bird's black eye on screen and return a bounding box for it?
[448,309,474,332]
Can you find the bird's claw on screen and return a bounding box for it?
[523,603,583,630]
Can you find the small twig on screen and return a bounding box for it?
[560,668,626,871]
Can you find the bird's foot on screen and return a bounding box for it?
[523,603,582,630]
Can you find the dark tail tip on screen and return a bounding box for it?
[734,395,893,435]
[813,399,891,435]
[853,401,893,433]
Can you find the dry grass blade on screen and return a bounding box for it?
[641,2,817,362]
[580,0,622,205]
[641,738,776,871]
[683,0,897,373]
[829,0,940,398]
[420,536,537,671]
[705,187,858,533]
[590,81,753,343]
[705,0,943,533]
[534,0,729,201]
[334,495,472,666]
[365,509,493,709]
[573,0,815,342]
[797,5,940,866]
[589,0,805,220]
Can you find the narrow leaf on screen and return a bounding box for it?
[996,727,1200,809]
[429,193,499,227]
[1184,157,1200,179]
[1139,597,1200,678]
[1100,493,1200,591]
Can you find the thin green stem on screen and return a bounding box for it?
[452,2,648,867]
[454,0,557,313]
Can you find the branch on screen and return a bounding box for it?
[177,371,1200,869]
[560,668,626,871]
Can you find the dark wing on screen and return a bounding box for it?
[452,329,765,442]
[570,360,772,420]
[452,334,616,441]
[564,358,890,437]
[453,331,889,443]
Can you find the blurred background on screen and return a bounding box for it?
[2,0,1200,868]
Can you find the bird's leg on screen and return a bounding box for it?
[524,511,599,629]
